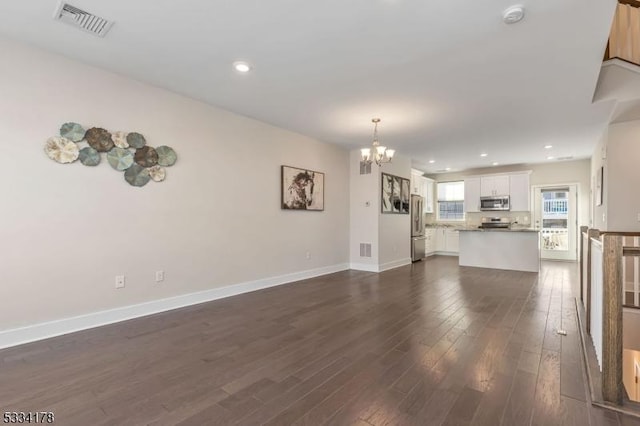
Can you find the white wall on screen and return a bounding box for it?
[0,37,349,332]
[377,156,411,270]
[590,131,608,230]
[349,152,411,271]
[604,120,640,231]
[349,150,379,269]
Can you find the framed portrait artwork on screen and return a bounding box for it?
[281,165,325,211]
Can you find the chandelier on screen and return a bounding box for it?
[360,118,395,166]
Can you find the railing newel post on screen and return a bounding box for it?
[601,234,624,405]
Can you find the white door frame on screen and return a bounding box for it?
[531,183,580,261]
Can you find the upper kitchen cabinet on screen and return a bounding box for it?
[411,169,424,196]
[509,172,531,211]
[464,177,481,213]
[480,175,510,197]
[423,177,434,213]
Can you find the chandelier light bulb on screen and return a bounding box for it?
[360,118,395,166]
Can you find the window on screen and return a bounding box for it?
[437,181,465,221]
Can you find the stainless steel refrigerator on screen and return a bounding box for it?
[411,195,426,262]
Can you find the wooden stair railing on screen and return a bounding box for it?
[606,0,640,66]
[580,229,640,405]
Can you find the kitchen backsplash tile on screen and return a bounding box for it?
[424,211,531,227]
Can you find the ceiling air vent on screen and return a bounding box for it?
[557,156,574,161]
[53,2,114,37]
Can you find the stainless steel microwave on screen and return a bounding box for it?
[480,195,510,211]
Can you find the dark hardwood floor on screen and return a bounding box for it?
[1,256,639,425]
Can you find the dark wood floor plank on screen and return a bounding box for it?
[441,386,484,426]
[501,370,537,426]
[530,349,562,426]
[561,395,591,426]
[0,258,633,425]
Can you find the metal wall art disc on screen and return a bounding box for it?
[112,131,129,148]
[156,146,177,166]
[60,122,86,142]
[85,127,115,152]
[124,164,151,187]
[127,132,146,148]
[134,146,158,167]
[107,147,134,171]
[79,147,100,166]
[148,165,166,182]
[44,137,79,164]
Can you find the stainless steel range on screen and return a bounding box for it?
[479,217,511,229]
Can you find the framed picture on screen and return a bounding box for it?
[281,165,324,211]
[381,172,410,214]
[382,173,394,213]
[596,166,603,206]
[401,179,410,213]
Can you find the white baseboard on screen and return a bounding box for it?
[0,263,350,350]
[349,263,380,272]
[434,251,459,257]
[350,258,411,273]
[378,258,412,272]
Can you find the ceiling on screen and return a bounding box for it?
[0,0,618,173]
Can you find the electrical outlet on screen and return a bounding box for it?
[306,251,311,259]
[155,270,164,282]
[115,275,125,289]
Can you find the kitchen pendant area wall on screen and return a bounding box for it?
[425,159,591,228]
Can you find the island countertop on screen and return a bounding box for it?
[457,227,539,233]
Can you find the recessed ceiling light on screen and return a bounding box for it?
[233,61,252,73]
[492,162,499,166]
[445,167,451,171]
[544,145,553,149]
[429,160,435,164]
[480,153,488,157]
[547,156,554,160]
[503,5,525,24]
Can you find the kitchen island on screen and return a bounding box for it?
[458,228,540,272]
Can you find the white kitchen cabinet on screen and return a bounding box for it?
[445,230,459,253]
[423,177,434,213]
[432,228,459,254]
[464,177,481,213]
[509,173,530,211]
[434,228,447,252]
[411,169,424,196]
[424,228,436,255]
[480,175,510,197]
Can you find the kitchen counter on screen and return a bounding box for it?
[458,227,539,233]
[458,228,540,272]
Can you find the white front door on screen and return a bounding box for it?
[532,185,578,261]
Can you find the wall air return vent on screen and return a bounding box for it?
[360,243,372,258]
[53,2,114,37]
